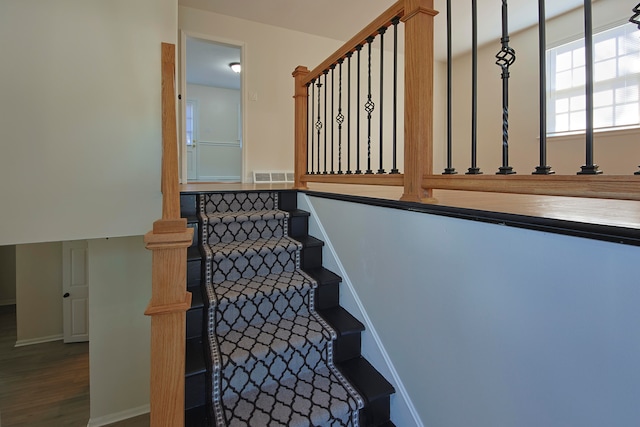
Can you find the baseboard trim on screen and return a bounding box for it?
[15,334,63,347]
[301,194,424,427]
[0,299,16,306]
[86,404,149,427]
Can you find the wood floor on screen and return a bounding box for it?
[0,305,149,427]
[180,182,640,230]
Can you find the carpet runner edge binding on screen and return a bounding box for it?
[198,192,364,426]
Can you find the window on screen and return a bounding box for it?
[547,22,640,135]
[186,100,195,145]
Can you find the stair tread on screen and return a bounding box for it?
[189,286,203,309]
[287,209,310,217]
[319,306,365,336]
[214,270,315,306]
[377,421,396,427]
[224,365,361,427]
[338,357,395,403]
[304,267,342,285]
[209,236,301,259]
[185,405,208,426]
[204,209,287,223]
[293,235,324,248]
[185,338,206,377]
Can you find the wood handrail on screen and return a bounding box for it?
[145,42,193,427]
[301,0,405,86]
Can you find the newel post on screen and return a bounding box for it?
[144,42,194,427]
[293,66,310,189]
[401,0,438,202]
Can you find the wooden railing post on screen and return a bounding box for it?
[293,66,310,189]
[144,42,193,427]
[401,0,438,202]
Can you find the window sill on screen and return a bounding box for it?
[546,126,640,142]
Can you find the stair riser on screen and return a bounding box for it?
[333,333,363,364]
[205,216,287,245]
[201,192,277,214]
[315,283,340,310]
[210,248,298,284]
[301,245,323,269]
[188,259,201,286]
[187,307,204,340]
[185,372,206,410]
[214,289,312,334]
[220,342,329,401]
[361,395,391,427]
[288,215,309,238]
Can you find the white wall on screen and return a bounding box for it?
[307,195,640,427]
[187,84,242,180]
[449,1,640,174]
[0,0,177,246]
[15,242,63,345]
[0,246,17,306]
[88,236,151,425]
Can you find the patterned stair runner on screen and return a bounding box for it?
[199,192,364,426]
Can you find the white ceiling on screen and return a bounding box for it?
[180,0,588,88]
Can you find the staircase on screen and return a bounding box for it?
[180,190,395,426]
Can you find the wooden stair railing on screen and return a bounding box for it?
[144,42,193,427]
[293,0,640,202]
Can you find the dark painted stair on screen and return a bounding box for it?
[180,190,395,427]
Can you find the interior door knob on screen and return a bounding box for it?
[63,293,70,298]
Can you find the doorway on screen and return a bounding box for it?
[181,34,244,183]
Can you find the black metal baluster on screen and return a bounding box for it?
[337,59,345,174]
[377,27,386,174]
[391,17,400,174]
[347,52,353,174]
[323,70,329,174]
[311,79,316,174]
[307,82,312,174]
[577,0,602,174]
[495,0,516,175]
[630,4,640,175]
[467,0,482,175]
[316,78,322,175]
[356,45,363,174]
[443,0,457,175]
[330,64,336,174]
[533,0,555,175]
[365,36,375,174]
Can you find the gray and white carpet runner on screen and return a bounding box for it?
[198,192,363,426]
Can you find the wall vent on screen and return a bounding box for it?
[253,171,294,184]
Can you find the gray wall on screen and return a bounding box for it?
[307,195,640,427]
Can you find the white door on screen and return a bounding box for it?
[62,240,89,343]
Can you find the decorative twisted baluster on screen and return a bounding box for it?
[632,3,640,174]
[330,64,336,174]
[377,27,386,175]
[336,59,344,174]
[365,36,375,175]
[495,0,516,175]
[466,0,482,175]
[443,0,457,175]
[315,79,322,175]
[391,17,400,174]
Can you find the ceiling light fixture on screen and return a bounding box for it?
[229,62,241,73]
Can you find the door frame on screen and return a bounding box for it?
[179,30,247,183]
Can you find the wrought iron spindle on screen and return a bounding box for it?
[356,44,363,174]
[466,0,482,175]
[337,59,345,174]
[365,36,375,175]
[323,70,329,174]
[495,0,516,175]
[391,17,400,174]
[307,82,312,174]
[347,52,353,174]
[443,0,457,175]
[316,79,322,175]
[631,3,640,175]
[533,0,554,175]
[330,64,336,174]
[310,79,316,174]
[377,27,386,174]
[577,0,602,174]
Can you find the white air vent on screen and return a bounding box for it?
[253,171,294,184]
